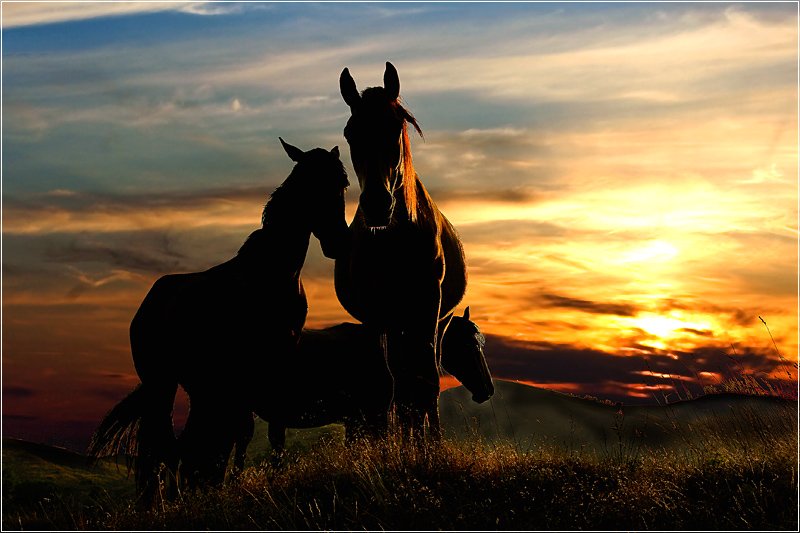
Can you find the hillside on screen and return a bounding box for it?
[2,438,133,529]
[440,379,798,455]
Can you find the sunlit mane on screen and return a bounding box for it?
[396,100,423,223]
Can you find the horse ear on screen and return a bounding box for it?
[279,137,304,162]
[464,306,470,320]
[384,61,400,100]
[331,145,340,158]
[340,68,360,107]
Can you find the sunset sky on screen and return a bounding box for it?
[3,2,798,450]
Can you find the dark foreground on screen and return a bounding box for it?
[3,429,797,530]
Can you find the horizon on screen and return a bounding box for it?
[2,2,798,450]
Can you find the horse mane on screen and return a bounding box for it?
[261,179,294,227]
[395,99,423,223]
[235,177,297,257]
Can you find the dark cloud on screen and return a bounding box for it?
[678,327,714,337]
[88,386,134,402]
[46,234,187,276]
[427,187,540,204]
[3,386,37,399]
[3,414,39,421]
[5,185,274,221]
[483,334,785,404]
[540,293,638,317]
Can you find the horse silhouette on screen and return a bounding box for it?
[232,307,494,468]
[334,62,467,439]
[88,139,349,504]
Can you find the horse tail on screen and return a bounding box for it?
[88,380,178,504]
[88,384,147,460]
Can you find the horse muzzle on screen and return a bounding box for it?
[359,190,393,229]
[471,382,494,404]
[318,224,350,259]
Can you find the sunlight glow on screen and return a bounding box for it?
[618,240,679,264]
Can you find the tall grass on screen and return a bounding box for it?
[11,423,794,531]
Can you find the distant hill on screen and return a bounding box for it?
[2,437,133,529]
[440,379,798,455]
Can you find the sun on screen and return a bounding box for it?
[619,240,679,264]
[627,312,714,350]
[636,315,685,338]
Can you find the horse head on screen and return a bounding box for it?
[441,307,495,403]
[279,138,349,259]
[340,62,422,229]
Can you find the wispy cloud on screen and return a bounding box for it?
[3,186,359,235]
[1,2,240,28]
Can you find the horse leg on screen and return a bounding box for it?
[178,397,237,488]
[392,332,440,441]
[232,411,255,476]
[268,422,286,468]
[392,282,443,442]
[425,312,452,443]
[135,380,178,507]
[177,401,221,490]
[362,409,389,440]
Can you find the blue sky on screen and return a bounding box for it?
[2,1,797,449]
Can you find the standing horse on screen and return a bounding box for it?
[334,62,467,438]
[88,139,349,504]
[233,307,494,468]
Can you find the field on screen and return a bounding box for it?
[3,380,797,530]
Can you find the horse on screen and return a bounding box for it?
[232,307,494,468]
[88,139,349,505]
[334,62,467,439]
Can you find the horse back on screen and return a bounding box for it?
[130,258,307,386]
[258,323,392,429]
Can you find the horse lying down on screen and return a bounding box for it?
[234,307,494,467]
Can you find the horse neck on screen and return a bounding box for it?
[243,185,312,274]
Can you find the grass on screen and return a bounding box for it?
[1,439,134,530]
[4,420,797,531]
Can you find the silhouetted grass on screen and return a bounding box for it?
[6,424,796,531]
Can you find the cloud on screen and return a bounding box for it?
[3,414,39,422]
[45,234,188,277]
[1,3,176,28]
[3,186,273,235]
[179,2,246,17]
[678,327,714,338]
[398,6,796,104]
[3,386,37,399]
[88,385,135,402]
[1,2,242,28]
[483,333,788,403]
[540,293,639,317]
